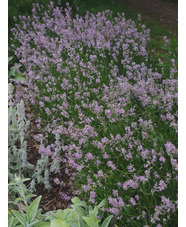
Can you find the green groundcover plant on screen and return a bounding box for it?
[8,176,112,227]
[9,1,178,226]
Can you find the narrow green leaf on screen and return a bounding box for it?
[27,196,42,224]
[101,215,112,227]
[8,216,14,227]
[14,197,24,205]
[97,199,106,208]
[8,56,13,62]
[21,178,31,183]
[91,207,99,216]
[11,210,27,226]
[25,193,37,200]
[8,182,18,187]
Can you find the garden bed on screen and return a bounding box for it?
[8,1,178,226]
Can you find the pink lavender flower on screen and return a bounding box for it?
[107,161,116,170]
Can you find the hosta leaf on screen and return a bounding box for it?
[11,210,27,226]
[101,215,112,227]
[27,196,42,224]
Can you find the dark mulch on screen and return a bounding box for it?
[116,0,178,25]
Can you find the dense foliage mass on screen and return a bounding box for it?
[9,1,178,226]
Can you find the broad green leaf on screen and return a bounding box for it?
[27,220,39,227]
[89,210,98,227]
[51,219,69,227]
[11,218,19,227]
[8,216,14,227]
[97,199,106,208]
[71,197,87,208]
[27,196,42,224]
[64,210,73,221]
[101,215,112,227]
[63,209,72,215]
[36,222,50,227]
[64,219,78,226]
[91,207,99,216]
[72,197,82,204]
[71,204,87,216]
[79,218,85,227]
[82,217,95,227]
[11,210,27,226]
[56,209,65,220]
[45,214,59,221]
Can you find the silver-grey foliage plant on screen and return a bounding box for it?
[8,176,112,227]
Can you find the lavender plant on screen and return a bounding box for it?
[10,2,178,226]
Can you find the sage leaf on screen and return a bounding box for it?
[27,196,42,224]
[11,210,27,226]
[101,215,112,227]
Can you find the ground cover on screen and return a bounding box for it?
[8,0,178,226]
